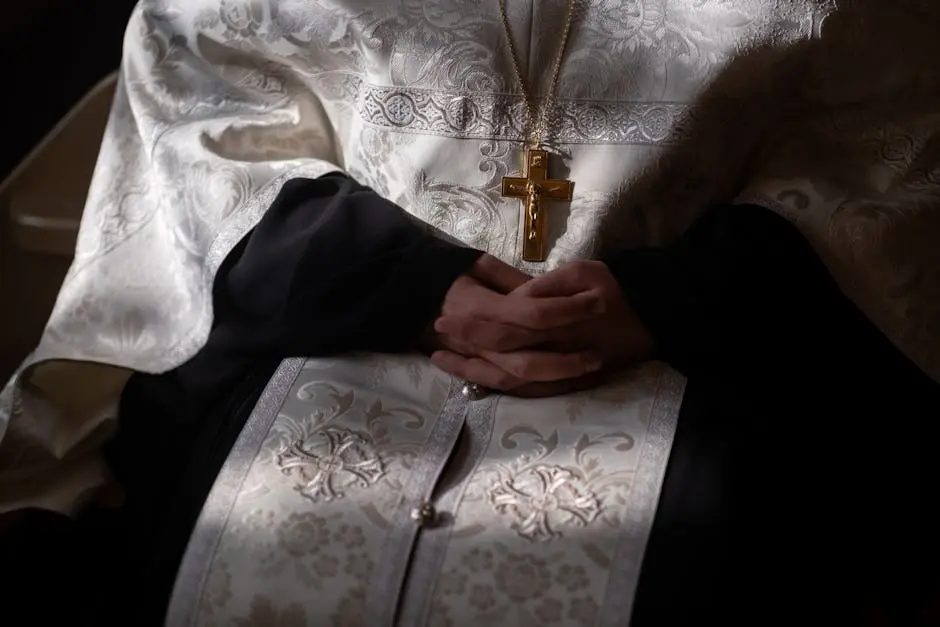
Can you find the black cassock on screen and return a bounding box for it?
[5,173,939,626]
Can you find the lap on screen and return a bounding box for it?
[639,373,940,625]
[5,362,936,626]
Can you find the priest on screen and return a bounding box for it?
[2,1,940,625]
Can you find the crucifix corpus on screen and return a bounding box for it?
[501,149,574,262]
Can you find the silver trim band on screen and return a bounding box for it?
[165,357,306,627]
[597,366,687,627]
[364,379,474,626]
[395,394,499,627]
[314,73,685,145]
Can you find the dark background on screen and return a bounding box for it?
[0,1,136,181]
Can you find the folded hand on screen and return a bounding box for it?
[428,258,654,397]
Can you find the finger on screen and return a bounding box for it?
[444,275,602,330]
[479,349,601,382]
[515,260,606,299]
[430,351,526,391]
[436,332,482,358]
[478,291,603,330]
[441,276,505,318]
[434,316,549,352]
[470,254,530,293]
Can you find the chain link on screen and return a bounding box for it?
[497,0,578,149]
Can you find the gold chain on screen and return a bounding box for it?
[497,0,578,149]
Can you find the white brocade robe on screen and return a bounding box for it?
[1,3,939,618]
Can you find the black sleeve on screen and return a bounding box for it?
[176,172,482,396]
[604,203,936,404]
[209,173,481,362]
[608,204,940,623]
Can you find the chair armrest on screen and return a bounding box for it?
[1,71,117,257]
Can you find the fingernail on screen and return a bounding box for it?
[590,298,606,315]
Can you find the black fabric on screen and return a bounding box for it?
[3,186,937,625]
[616,206,940,625]
[171,174,483,395]
[0,507,126,626]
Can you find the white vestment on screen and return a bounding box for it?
[1,2,939,618]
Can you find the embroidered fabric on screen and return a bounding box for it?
[166,355,683,626]
[1,0,938,515]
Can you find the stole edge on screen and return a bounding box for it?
[597,364,687,627]
[164,357,307,627]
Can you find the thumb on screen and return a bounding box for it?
[470,254,530,293]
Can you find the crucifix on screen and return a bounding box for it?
[501,148,574,262]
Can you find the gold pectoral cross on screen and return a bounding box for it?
[501,148,574,262]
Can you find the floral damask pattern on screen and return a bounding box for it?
[414,363,673,626]
[232,596,308,627]
[174,356,682,626]
[434,547,599,626]
[191,356,452,625]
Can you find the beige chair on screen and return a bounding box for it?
[0,72,118,380]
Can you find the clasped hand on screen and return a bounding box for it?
[427,255,654,398]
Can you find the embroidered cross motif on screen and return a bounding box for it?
[277,427,385,502]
